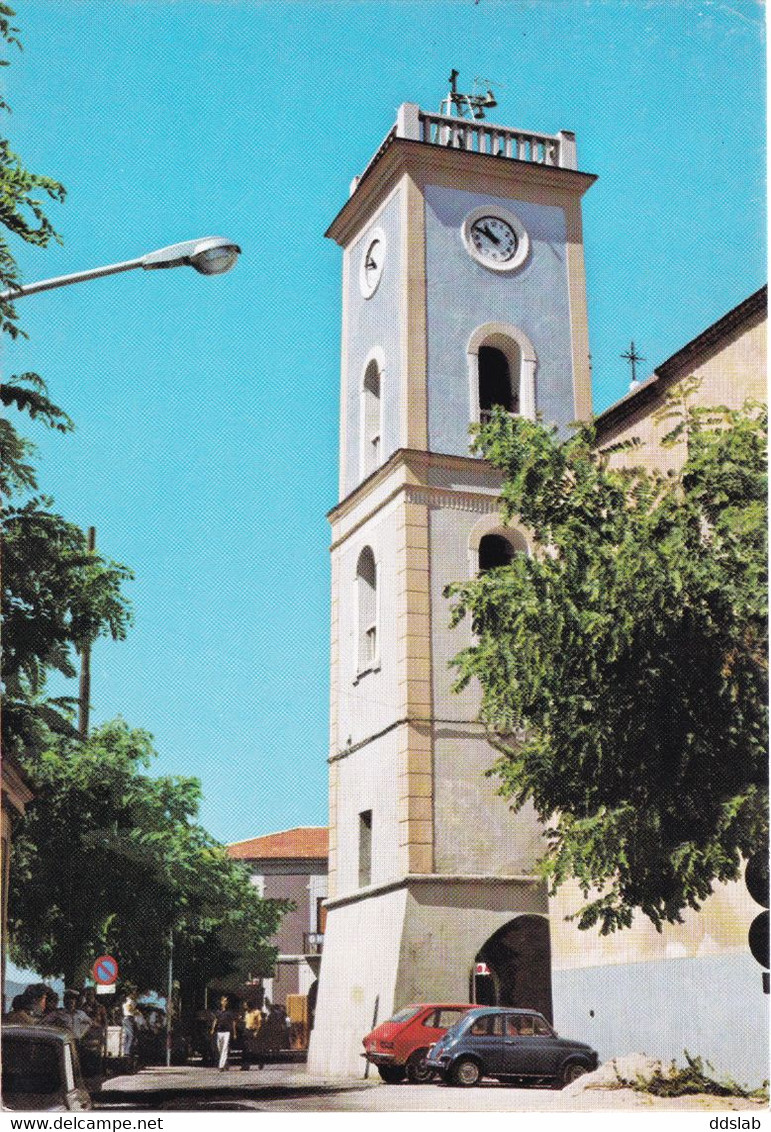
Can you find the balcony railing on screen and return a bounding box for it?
[351,102,578,194]
[303,932,324,955]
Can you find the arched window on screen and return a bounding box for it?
[467,323,537,428]
[478,533,515,573]
[356,547,378,672]
[361,359,381,479]
[478,345,520,421]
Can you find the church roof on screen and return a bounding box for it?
[226,826,328,861]
[595,284,767,438]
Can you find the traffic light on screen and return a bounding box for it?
[745,851,769,993]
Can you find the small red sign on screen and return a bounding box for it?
[93,954,119,985]
[475,961,491,976]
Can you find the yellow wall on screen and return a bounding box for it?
[599,310,766,475]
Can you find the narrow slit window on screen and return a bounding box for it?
[356,547,377,671]
[359,810,372,887]
[362,360,381,477]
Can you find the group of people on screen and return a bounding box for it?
[5,983,109,1075]
[202,996,291,1071]
[4,983,167,1074]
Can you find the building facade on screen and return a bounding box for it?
[307,100,767,1084]
[227,827,327,1016]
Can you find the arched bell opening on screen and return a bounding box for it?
[471,914,553,1022]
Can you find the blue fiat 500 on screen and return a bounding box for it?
[426,1006,598,1089]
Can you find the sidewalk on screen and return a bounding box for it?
[96,1062,377,1106]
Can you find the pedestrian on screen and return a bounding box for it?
[5,992,36,1024]
[49,989,92,1039]
[24,983,51,1021]
[211,995,237,1072]
[121,993,137,1061]
[241,1000,263,1071]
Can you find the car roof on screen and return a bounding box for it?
[404,1003,475,1011]
[3,1024,74,1043]
[463,1006,544,1017]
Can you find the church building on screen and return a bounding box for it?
[307,94,767,1085]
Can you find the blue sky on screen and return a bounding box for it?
[5,0,765,845]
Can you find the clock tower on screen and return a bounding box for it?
[308,98,595,1077]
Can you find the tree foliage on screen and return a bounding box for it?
[2,501,134,756]
[447,392,768,934]
[8,719,289,992]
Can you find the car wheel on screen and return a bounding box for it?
[559,1062,588,1088]
[377,1064,406,1084]
[450,1057,482,1087]
[406,1048,434,1083]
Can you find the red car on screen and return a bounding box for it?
[362,1003,474,1083]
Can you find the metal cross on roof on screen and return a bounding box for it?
[621,340,646,387]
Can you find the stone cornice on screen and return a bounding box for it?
[327,448,503,549]
[326,138,597,249]
[325,872,544,912]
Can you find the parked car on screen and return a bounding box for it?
[425,1006,598,1089]
[363,1003,474,1083]
[2,1024,92,1111]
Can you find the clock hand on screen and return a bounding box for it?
[366,255,378,271]
[480,224,501,245]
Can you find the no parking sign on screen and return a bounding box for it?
[92,954,119,986]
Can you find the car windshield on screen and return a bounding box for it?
[387,1006,422,1024]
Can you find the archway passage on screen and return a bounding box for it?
[473,915,553,1022]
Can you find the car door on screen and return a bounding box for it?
[502,1013,560,1077]
[464,1012,506,1076]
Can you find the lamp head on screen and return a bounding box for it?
[141,237,241,275]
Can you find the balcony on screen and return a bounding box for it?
[351,102,578,195]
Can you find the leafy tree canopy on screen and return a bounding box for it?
[0,7,132,756]
[2,500,133,757]
[447,392,768,934]
[8,719,289,993]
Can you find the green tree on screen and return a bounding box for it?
[8,719,289,992]
[447,394,768,934]
[0,7,134,756]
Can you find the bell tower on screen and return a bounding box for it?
[308,92,596,1077]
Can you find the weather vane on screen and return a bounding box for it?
[440,69,498,119]
[621,340,646,388]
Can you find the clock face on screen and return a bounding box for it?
[359,227,386,297]
[469,216,518,264]
[462,206,529,273]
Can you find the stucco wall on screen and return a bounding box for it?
[553,952,768,1088]
[332,727,402,895]
[307,886,408,1077]
[424,184,575,453]
[341,188,403,498]
[332,492,403,751]
[600,312,766,475]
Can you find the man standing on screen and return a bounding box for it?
[211,995,237,1072]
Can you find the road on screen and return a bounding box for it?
[93,1063,767,1113]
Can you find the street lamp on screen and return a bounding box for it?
[0,236,242,300]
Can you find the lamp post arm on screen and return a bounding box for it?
[0,256,144,301]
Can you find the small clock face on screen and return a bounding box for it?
[359,227,386,298]
[469,216,518,264]
[462,206,529,273]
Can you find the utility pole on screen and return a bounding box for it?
[78,526,96,739]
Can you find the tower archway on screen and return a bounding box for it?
[467,322,538,427]
[471,914,553,1022]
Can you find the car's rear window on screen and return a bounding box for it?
[423,1008,470,1029]
[2,1037,61,1095]
[387,1006,422,1024]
